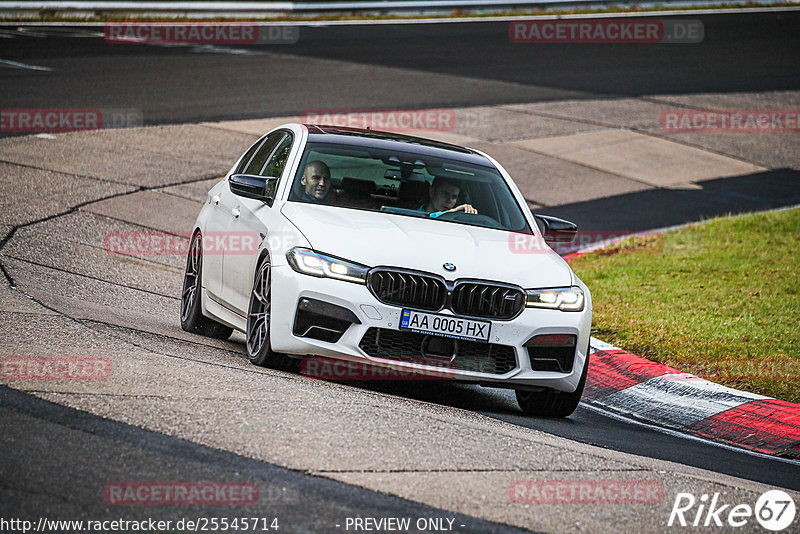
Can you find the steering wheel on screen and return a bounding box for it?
[436,211,503,229]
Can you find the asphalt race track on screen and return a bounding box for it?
[1,12,799,125]
[1,9,800,533]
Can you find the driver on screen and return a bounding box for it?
[299,160,332,203]
[419,177,477,218]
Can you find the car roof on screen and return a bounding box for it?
[303,124,494,167]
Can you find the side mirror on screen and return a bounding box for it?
[228,174,278,205]
[534,214,578,243]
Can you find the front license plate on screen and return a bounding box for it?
[399,309,490,342]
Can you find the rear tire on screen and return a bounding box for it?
[180,231,233,340]
[515,352,589,418]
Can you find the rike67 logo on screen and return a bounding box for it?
[668,490,796,531]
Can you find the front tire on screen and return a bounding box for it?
[246,257,297,371]
[515,352,589,418]
[180,231,233,340]
[246,256,277,367]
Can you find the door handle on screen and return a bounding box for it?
[232,208,240,219]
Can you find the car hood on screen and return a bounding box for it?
[280,203,572,288]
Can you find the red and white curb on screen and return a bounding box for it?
[585,337,800,460]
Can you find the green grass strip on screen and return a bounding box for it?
[570,207,800,403]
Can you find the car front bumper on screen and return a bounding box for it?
[269,264,592,393]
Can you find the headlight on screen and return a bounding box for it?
[525,287,585,312]
[286,248,369,284]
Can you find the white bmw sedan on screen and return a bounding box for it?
[181,123,592,417]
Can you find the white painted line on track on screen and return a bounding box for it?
[0,58,53,71]
[590,337,622,352]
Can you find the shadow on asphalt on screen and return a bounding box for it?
[297,376,800,492]
[270,357,522,414]
[0,385,534,533]
[539,168,800,231]
[324,378,522,414]
[285,13,800,98]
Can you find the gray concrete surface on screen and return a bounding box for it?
[511,130,764,188]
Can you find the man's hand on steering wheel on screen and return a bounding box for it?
[447,204,477,214]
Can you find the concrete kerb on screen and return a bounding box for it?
[584,339,800,460]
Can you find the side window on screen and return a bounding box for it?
[262,133,294,178]
[234,137,266,174]
[242,132,283,175]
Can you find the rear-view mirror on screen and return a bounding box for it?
[228,174,279,206]
[534,214,578,243]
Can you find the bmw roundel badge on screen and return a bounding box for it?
[443,263,456,272]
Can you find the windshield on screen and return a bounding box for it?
[289,141,532,233]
